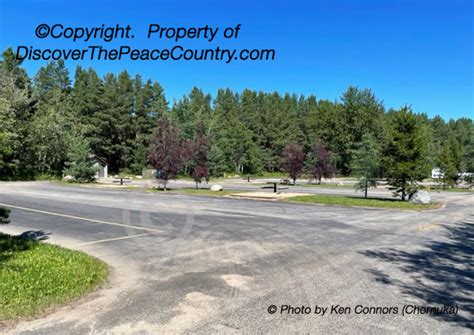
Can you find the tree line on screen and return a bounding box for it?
[1,48,473,195]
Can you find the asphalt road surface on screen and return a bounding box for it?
[1,182,473,334]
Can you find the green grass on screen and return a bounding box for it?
[177,188,237,197]
[0,233,108,320]
[286,194,440,210]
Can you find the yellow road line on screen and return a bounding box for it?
[0,203,162,233]
[74,232,157,246]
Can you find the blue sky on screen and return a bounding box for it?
[0,0,472,119]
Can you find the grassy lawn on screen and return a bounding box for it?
[0,233,107,320]
[286,194,440,210]
[177,188,238,197]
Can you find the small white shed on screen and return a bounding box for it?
[91,155,108,178]
[431,168,443,179]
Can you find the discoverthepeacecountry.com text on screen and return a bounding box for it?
[15,23,276,63]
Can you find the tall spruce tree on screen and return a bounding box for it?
[438,136,463,188]
[64,136,97,182]
[384,106,430,200]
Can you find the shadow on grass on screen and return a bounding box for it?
[0,231,51,262]
[361,219,474,329]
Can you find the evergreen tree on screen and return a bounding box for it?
[172,87,211,140]
[438,136,463,188]
[350,134,380,198]
[384,106,430,200]
[115,71,134,170]
[339,87,384,174]
[88,73,118,171]
[449,117,474,173]
[64,137,97,182]
[211,89,260,174]
[34,59,70,100]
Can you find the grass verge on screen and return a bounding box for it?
[0,233,107,320]
[286,194,440,210]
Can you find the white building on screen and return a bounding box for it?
[91,155,108,178]
[431,168,443,179]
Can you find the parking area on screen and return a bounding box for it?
[0,182,472,334]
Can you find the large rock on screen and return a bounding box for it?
[410,190,431,204]
[210,184,223,192]
[63,175,75,182]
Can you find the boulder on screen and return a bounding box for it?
[410,190,431,204]
[210,184,223,192]
[63,175,75,182]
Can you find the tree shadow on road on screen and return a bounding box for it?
[361,219,474,329]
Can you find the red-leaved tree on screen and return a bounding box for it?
[190,125,210,189]
[280,143,305,185]
[311,138,334,184]
[149,117,188,190]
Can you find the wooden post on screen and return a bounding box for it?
[273,182,277,193]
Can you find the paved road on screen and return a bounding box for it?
[0,182,473,334]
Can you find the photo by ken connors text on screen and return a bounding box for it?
[270,304,459,316]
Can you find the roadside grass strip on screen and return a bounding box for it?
[0,233,107,320]
[285,194,441,210]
